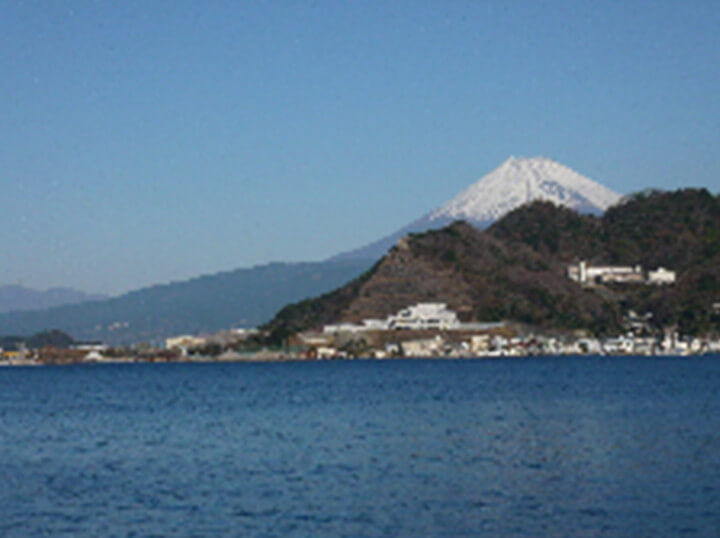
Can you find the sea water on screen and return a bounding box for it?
[1,356,719,537]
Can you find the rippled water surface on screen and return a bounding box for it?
[2,356,720,536]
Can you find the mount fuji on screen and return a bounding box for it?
[333,156,622,261]
[0,156,622,344]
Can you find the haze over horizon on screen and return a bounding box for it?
[2,1,719,295]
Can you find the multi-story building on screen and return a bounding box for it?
[388,303,460,330]
[647,267,676,285]
[568,260,675,286]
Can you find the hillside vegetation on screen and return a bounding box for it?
[265,189,720,337]
[491,189,720,334]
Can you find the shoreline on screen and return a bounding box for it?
[2,351,718,368]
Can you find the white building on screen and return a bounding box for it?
[324,302,462,333]
[363,319,389,330]
[470,334,490,354]
[647,267,676,285]
[83,350,106,362]
[568,261,644,285]
[72,342,109,352]
[401,336,444,357]
[569,260,675,286]
[573,338,603,355]
[388,303,460,330]
[602,335,634,354]
[165,335,207,351]
[323,322,366,334]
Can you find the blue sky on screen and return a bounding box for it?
[2,1,719,294]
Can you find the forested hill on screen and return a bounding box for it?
[264,221,620,339]
[489,188,720,272]
[265,189,720,338]
[0,329,75,351]
[489,188,720,333]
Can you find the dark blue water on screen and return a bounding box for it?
[2,357,720,537]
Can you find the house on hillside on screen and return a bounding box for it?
[388,303,460,330]
[647,267,676,285]
[568,260,675,286]
[322,302,502,335]
[568,261,644,285]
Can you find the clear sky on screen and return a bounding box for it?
[2,1,719,295]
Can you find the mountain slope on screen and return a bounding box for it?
[266,188,720,338]
[0,259,373,345]
[489,188,720,273]
[0,285,107,314]
[266,221,620,337]
[489,189,720,334]
[333,156,621,261]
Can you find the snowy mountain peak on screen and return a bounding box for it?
[331,156,622,261]
[429,156,621,224]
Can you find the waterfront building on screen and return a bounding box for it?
[165,335,207,352]
[401,336,444,357]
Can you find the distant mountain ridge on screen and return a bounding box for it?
[332,156,622,261]
[0,285,106,314]
[0,260,373,345]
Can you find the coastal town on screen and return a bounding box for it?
[3,187,719,367]
[2,300,720,366]
[1,257,718,366]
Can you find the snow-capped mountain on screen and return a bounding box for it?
[429,156,621,224]
[333,156,622,260]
